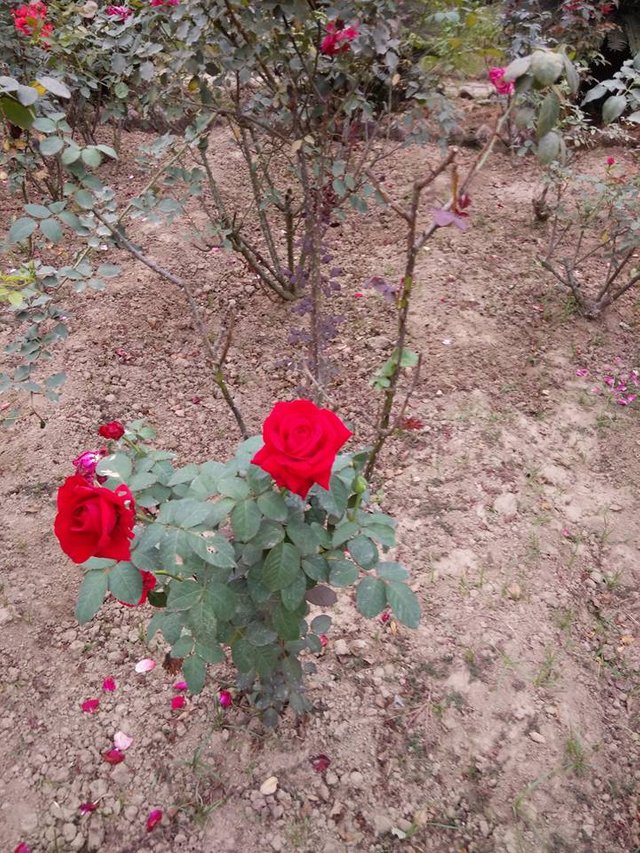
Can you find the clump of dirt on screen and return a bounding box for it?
[1,113,639,853]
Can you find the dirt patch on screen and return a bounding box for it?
[1,123,639,853]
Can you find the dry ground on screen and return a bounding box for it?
[1,118,639,853]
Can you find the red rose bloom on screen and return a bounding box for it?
[98,420,125,440]
[252,400,352,498]
[118,570,156,606]
[320,21,358,56]
[54,475,135,564]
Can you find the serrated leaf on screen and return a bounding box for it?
[332,521,359,547]
[376,562,409,581]
[172,633,194,657]
[107,561,143,604]
[537,91,560,140]
[257,491,288,521]
[272,603,301,641]
[246,622,278,646]
[262,542,300,591]
[128,472,158,491]
[195,640,225,663]
[167,580,202,611]
[302,555,328,582]
[217,476,250,500]
[311,614,331,634]
[96,453,132,482]
[36,75,71,99]
[232,636,255,673]
[75,570,108,623]
[328,559,359,587]
[183,655,206,693]
[188,595,217,638]
[356,577,386,617]
[39,136,64,156]
[347,535,379,569]
[231,499,262,541]
[281,571,307,611]
[386,582,420,628]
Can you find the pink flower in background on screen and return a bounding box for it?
[575,368,589,377]
[151,0,178,6]
[606,156,616,166]
[321,21,358,56]
[173,680,188,691]
[489,67,515,96]
[72,448,107,483]
[106,5,132,19]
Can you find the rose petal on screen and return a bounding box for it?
[81,698,100,713]
[218,689,233,709]
[102,748,125,765]
[135,658,156,674]
[173,680,188,692]
[102,676,117,692]
[79,801,97,815]
[310,753,331,772]
[171,696,186,710]
[113,731,133,751]
[14,844,31,853]
[146,808,163,832]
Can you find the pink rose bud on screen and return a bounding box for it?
[218,689,233,708]
[146,808,163,832]
[606,156,615,166]
[73,448,107,482]
[171,695,186,710]
[98,420,125,440]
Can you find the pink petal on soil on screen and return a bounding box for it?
[626,394,637,404]
[310,753,331,772]
[354,292,364,298]
[173,680,188,692]
[79,802,97,815]
[319,634,329,647]
[14,844,31,853]
[562,528,572,538]
[590,387,602,395]
[171,695,186,710]
[102,748,125,765]
[102,676,117,692]
[603,375,615,386]
[575,368,588,377]
[135,658,156,674]
[146,808,163,832]
[218,689,233,709]
[81,698,100,713]
[113,731,133,751]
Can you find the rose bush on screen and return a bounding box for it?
[55,404,418,724]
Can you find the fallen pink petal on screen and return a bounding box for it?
[135,658,156,673]
[173,680,188,691]
[81,698,100,713]
[310,753,331,772]
[562,528,572,538]
[102,676,117,692]
[79,801,98,815]
[146,808,163,832]
[319,633,329,647]
[575,368,588,377]
[171,695,186,710]
[218,689,233,708]
[102,748,126,765]
[113,731,134,751]
[13,844,31,853]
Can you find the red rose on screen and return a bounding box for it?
[98,420,125,440]
[118,570,156,606]
[54,475,135,564]
[320,21,358,56]
[252,400,352,498]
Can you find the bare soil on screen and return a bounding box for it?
[1,114,640,853]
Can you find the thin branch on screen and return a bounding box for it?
[93,211,248,439]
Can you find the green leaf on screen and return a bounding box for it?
[36,75,71,99]
[107,561,143,604]
[167,462,199,486]
[195,640,225,663]
[231,499,262,541]
[250,519,284,549]
[32,116,56,133]
[61,146,81,166]
[536,91,560,140]
[9,217,37,244]
[167,580,202,611]
[272,603,301,641]
[281,571,307,611]
[97,453,132,482]
[530,50,564,86]
[305,585,338,606]
[311,614,331,634]
[172,633,194,657]
[0,96,34,129]
[74,189,94,209]
[356,577,386,617]
[231,636,255,673]
[24,203,51,219]
[114,81,129,99]
[376,562,409,581]
[286,520,318,556]
[16,84,38,106]
[188,595,218,638]
[75,570,108,623]
[602,94,627,124]
[503,55,531,82]
[128,472,158,491]
[301,555,328,582]
[246,622,278,646]
[262,542,300,591]
[328,559,359,587]
[183,655,206,694]
[386,582,420,628]
[257,491,288,522]
[40,217,63,244]
[537,131,561,165]
[332,521,359,547]
[158,499,211,529]
[82,147,102,169]
[39,136,64,157]
[347,535,379,569]
[205,582,237,620]
[217,476,249,500]
[96,144,118,159]
[562,54,579,95]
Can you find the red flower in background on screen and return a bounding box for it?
[98,420,125,440]
[321,21,358,56]
[106,5,133,20]
[12,2,52,38]
[117,570,156,607]
[252,400,351,498]
[54,475,135,563]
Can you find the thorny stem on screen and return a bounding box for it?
[93,211,248,439]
